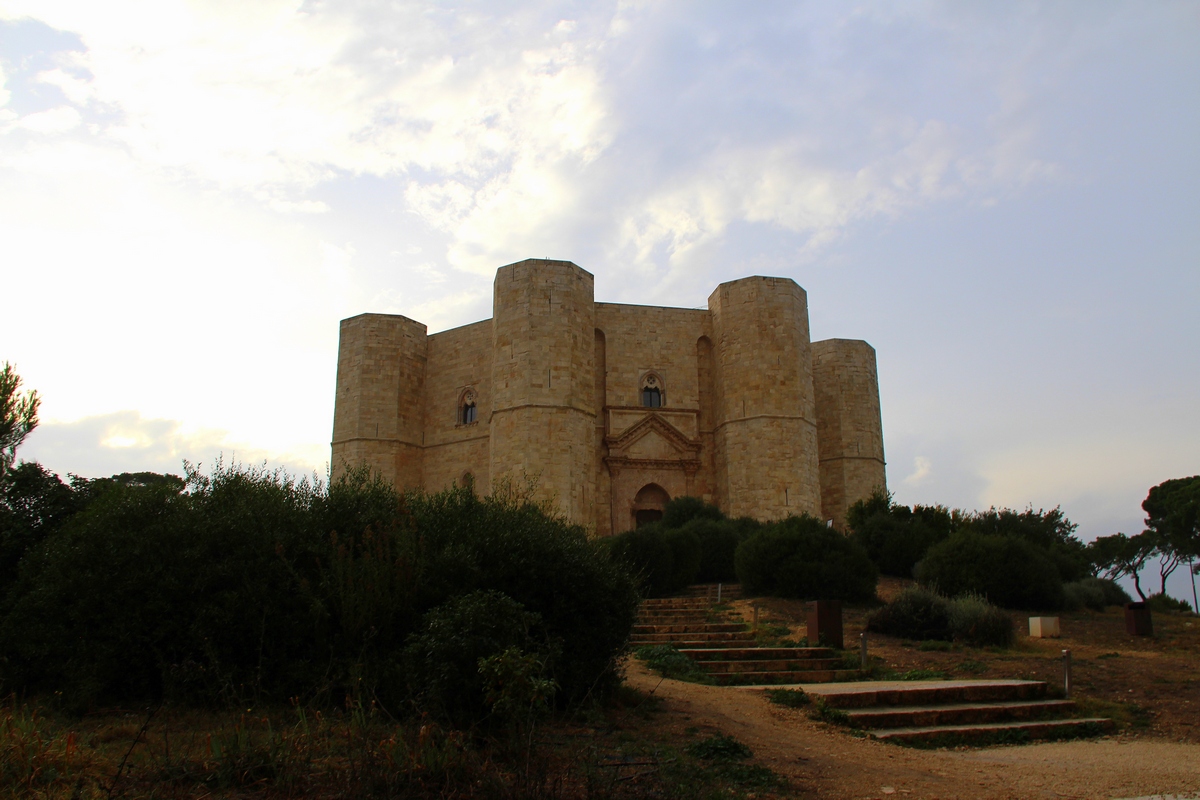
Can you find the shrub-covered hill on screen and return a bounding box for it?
[0,463,639,718]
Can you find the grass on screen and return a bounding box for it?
[1072,696,1153,730]
[634,644,714,684]
[765,688,810,708]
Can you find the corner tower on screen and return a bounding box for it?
[331,313,427,488]
[708,276,821,520]
[812,339,886,529]
[489,260,596,524]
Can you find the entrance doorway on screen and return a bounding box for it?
[632,483,670,528]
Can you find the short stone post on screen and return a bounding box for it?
[860,632,868,669]
[717,583,722,603]
[1062,649,1072,698]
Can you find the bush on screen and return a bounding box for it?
[866,585,952,641]
[683,518,743,583]
[947,593,1014,648]
[848,491,953,579]
[866,586,1013,647]
[663,527,702,592]
[915,531,1064,611]
[0,465,639,710]
[661,496,724,529]
[735,515,877,602]
[1146,593,1193,613]
[603,524,674,597]
[402,591,549,726]
[1063,578,1131,611]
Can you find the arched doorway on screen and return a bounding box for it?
[632,483,670,528]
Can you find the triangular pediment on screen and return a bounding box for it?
[605,412,700,459]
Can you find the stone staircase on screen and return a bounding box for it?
[630,584,861,685]
[801,680,1113,745]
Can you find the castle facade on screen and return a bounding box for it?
[331,259,886,535]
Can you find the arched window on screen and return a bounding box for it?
[640,372,664,408]
[459,388,478,424]
[460,471,476,493]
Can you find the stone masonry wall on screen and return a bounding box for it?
[709,277,822,520]
[812,338,887,529]
[331,262,885,534]
[422,319,493,492]
[489,260,596,526]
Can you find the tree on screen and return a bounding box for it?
[1089,532,1155,601]
[1,363,40,476]
[1142,476,1200,611]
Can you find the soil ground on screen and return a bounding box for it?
[615,576,1200,799]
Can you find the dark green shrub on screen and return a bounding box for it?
[1146,593,1192,613]
[403,590,548,726]
[867,586,1012,647]
[683,518,742,583]
[1062,577,1130,611]
[634,644,709,682]
[735,515,877,602]
[947,593,1014,648]
[603,524,674,597]
[0,465,637,710]
[663,527,702,592]
[848,491,953,579]
[915,531,1065,610]
[963,506,1089,583]
[402,484,639,704]
[661,496,724,529]
[866,585,952,641]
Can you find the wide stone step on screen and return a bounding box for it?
[806,680,1048,709]
[869,717,1114,744]
[681,647,835,661]
[713,669,861,686]
[636,613,716,623]
[699,658,844,674]
[633,622,746,634]
[847,699,1077,729]
[631,635,759,648]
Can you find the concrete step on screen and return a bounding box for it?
[636,612,718,622]
[869,717,1114,744]
[847,699,1076,729]
[698,658,844,674]
[681,647,835,661]
[632,622,747,635]
[713,669,862,686]
[805,680,1048,709]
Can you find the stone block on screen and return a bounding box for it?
[1028,617,1060,638]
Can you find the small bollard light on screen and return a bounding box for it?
[1062,649,1072,698]
[860,632,868,669]
[717,583,722,603]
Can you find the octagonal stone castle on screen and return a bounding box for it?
[331,258,886,535]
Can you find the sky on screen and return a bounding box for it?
[2,2,1198,599]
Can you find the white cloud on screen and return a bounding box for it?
[12,105,81,132]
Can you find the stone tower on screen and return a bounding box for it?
[708,276,822,520]
[331,313,427,490]
[812,339,886,529]
[489,260,596,525]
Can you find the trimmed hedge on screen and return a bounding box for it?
[1063,577,1131,611]
[735,515,877,602]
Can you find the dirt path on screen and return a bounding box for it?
[624,659,1200,799]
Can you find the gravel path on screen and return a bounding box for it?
[625,660,1200,799]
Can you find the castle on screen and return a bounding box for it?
[331,259,886,535]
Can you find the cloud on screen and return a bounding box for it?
[19,410,326,480]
